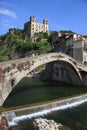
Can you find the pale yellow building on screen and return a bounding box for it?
[24,16,48,39]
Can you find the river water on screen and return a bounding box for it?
[3,77,87,130]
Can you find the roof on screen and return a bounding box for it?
[83,35,87,38]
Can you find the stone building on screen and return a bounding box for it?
[73,39,87,64]
[51,32,67,53]
[52,32,87,64]
[66,33,82,57]
[66,33,87,64]
[24,16,48,40]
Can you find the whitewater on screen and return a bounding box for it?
[2,94,87,127]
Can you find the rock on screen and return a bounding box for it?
[33,118,71,130]
[33,118,61,130]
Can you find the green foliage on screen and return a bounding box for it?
[0,55,8,62]
[32,41,51,52]
[35,32,49,41]
[0,28,52,61]
[0,49,8,61]
[49,31,58,36]
[37,41,51,51]
[59,30,74,34]
[16,41,52,52]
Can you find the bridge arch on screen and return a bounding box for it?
[28,55,82,86]
[0,53,83,106]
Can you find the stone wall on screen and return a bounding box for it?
[40,62,71,84]
[73,40,84,63]
[73,48,83,63]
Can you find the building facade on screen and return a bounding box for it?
[24,16,48,39]
[66,33,82,57]
[52,32,87,64]
[73,39,87,64]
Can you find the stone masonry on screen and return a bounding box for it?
[0,52,87,106]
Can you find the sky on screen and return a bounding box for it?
[0,0,87,35]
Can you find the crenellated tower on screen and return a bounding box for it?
[24,16,49,39]
[30,16,36,38]
[43,19,48,32]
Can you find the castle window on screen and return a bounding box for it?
[46,27,48,31]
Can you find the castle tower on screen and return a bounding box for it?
[43,19,48,32]
[30,16,36,38]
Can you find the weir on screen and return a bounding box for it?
[2,94,87,127]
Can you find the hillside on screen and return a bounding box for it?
[0,28,74,62]
[0,29,52,61]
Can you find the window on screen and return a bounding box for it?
[32,28,34,30]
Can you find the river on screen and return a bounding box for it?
[2,77,87,130]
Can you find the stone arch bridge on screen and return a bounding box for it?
[0,52,87,106]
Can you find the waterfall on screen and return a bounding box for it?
[2,94,87,127]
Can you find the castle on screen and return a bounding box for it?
[24,16,48,39]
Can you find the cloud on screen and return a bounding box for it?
[2,19,10,27]
[0,8,17,19]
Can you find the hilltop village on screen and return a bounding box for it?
[0,16,87,64]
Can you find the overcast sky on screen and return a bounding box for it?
[0,0,87,35]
